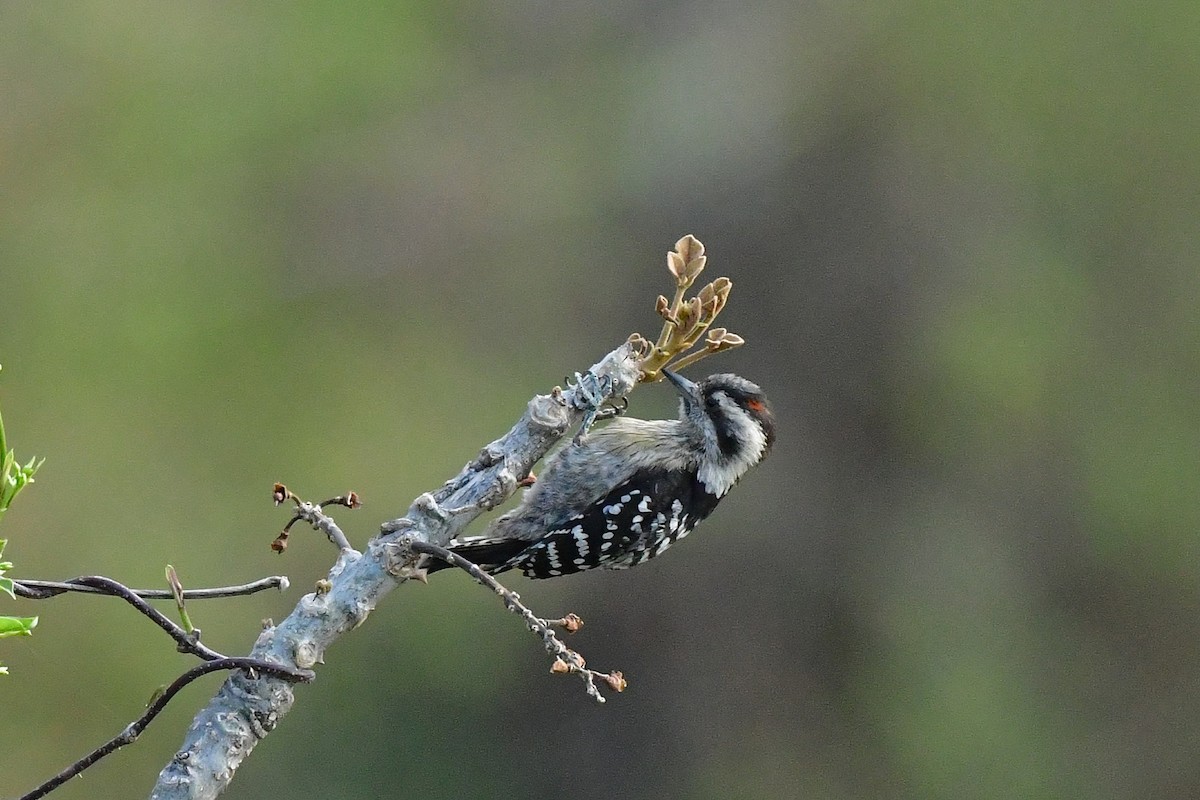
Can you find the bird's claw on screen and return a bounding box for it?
[567,372,625,445]
[566,371,613,411]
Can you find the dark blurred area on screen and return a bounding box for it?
[3,2,1198,799]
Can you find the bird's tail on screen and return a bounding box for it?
[423,537,526,575]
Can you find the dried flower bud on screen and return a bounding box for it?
[627,332,651,360]
[550,658,571,674]
[560,613,584,633]
[272,483,290,505]
[604,671,628,692]
[271,535,289,553]
[655,295,671,318]
[346,491,362,509]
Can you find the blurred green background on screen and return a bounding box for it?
[3,2,1198,798]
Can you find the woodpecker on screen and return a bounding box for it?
[435,369,774,579]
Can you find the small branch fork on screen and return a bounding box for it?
[406,539,626,702]
[12,572,309,800]
[270,483,359,553]
[270,488,625,702]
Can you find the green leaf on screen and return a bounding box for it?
[0,615,37,637]
[0,576,13,600]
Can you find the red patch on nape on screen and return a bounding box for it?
[747,399,766,413]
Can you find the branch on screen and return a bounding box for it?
[19,658,313,800]
[407,540,625,702]
[269,485,359,553]
[148,341,643,800]
[12,576,289,601]
[14,575,228,660]
[13,572,310,800]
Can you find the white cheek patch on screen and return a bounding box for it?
[698,399,769,497]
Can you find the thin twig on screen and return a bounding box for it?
[407,539,625,703]
[271,483,358,552]
[17,657,313,800]
[17,576,228,660]
[12,575,289,600]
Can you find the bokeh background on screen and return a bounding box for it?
[2,2,1198,798]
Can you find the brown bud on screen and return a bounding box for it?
[604,671,628,692]
[655,295,672,319]
[550,658,571,674]
[346,491,362,509]
[560,613,584,633]
[271,534,289,553]
[272,483,290,505]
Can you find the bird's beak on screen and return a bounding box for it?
[662,368,702,406]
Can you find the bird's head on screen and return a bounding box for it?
[663,369,775,496]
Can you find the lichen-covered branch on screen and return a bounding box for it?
[147,342,643,800]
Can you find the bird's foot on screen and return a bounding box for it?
[566,372,625,444]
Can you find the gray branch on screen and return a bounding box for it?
[147,342,642,800]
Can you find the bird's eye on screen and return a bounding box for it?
[704,393,720,409]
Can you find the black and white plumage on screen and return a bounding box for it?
[435,370,775,579]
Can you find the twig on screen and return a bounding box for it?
[23,575,228,660]
[12,571,310,800]
[271,483,358,552]
[12,575,289,600]
[406,540,625,703]
[18,657,313,800]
